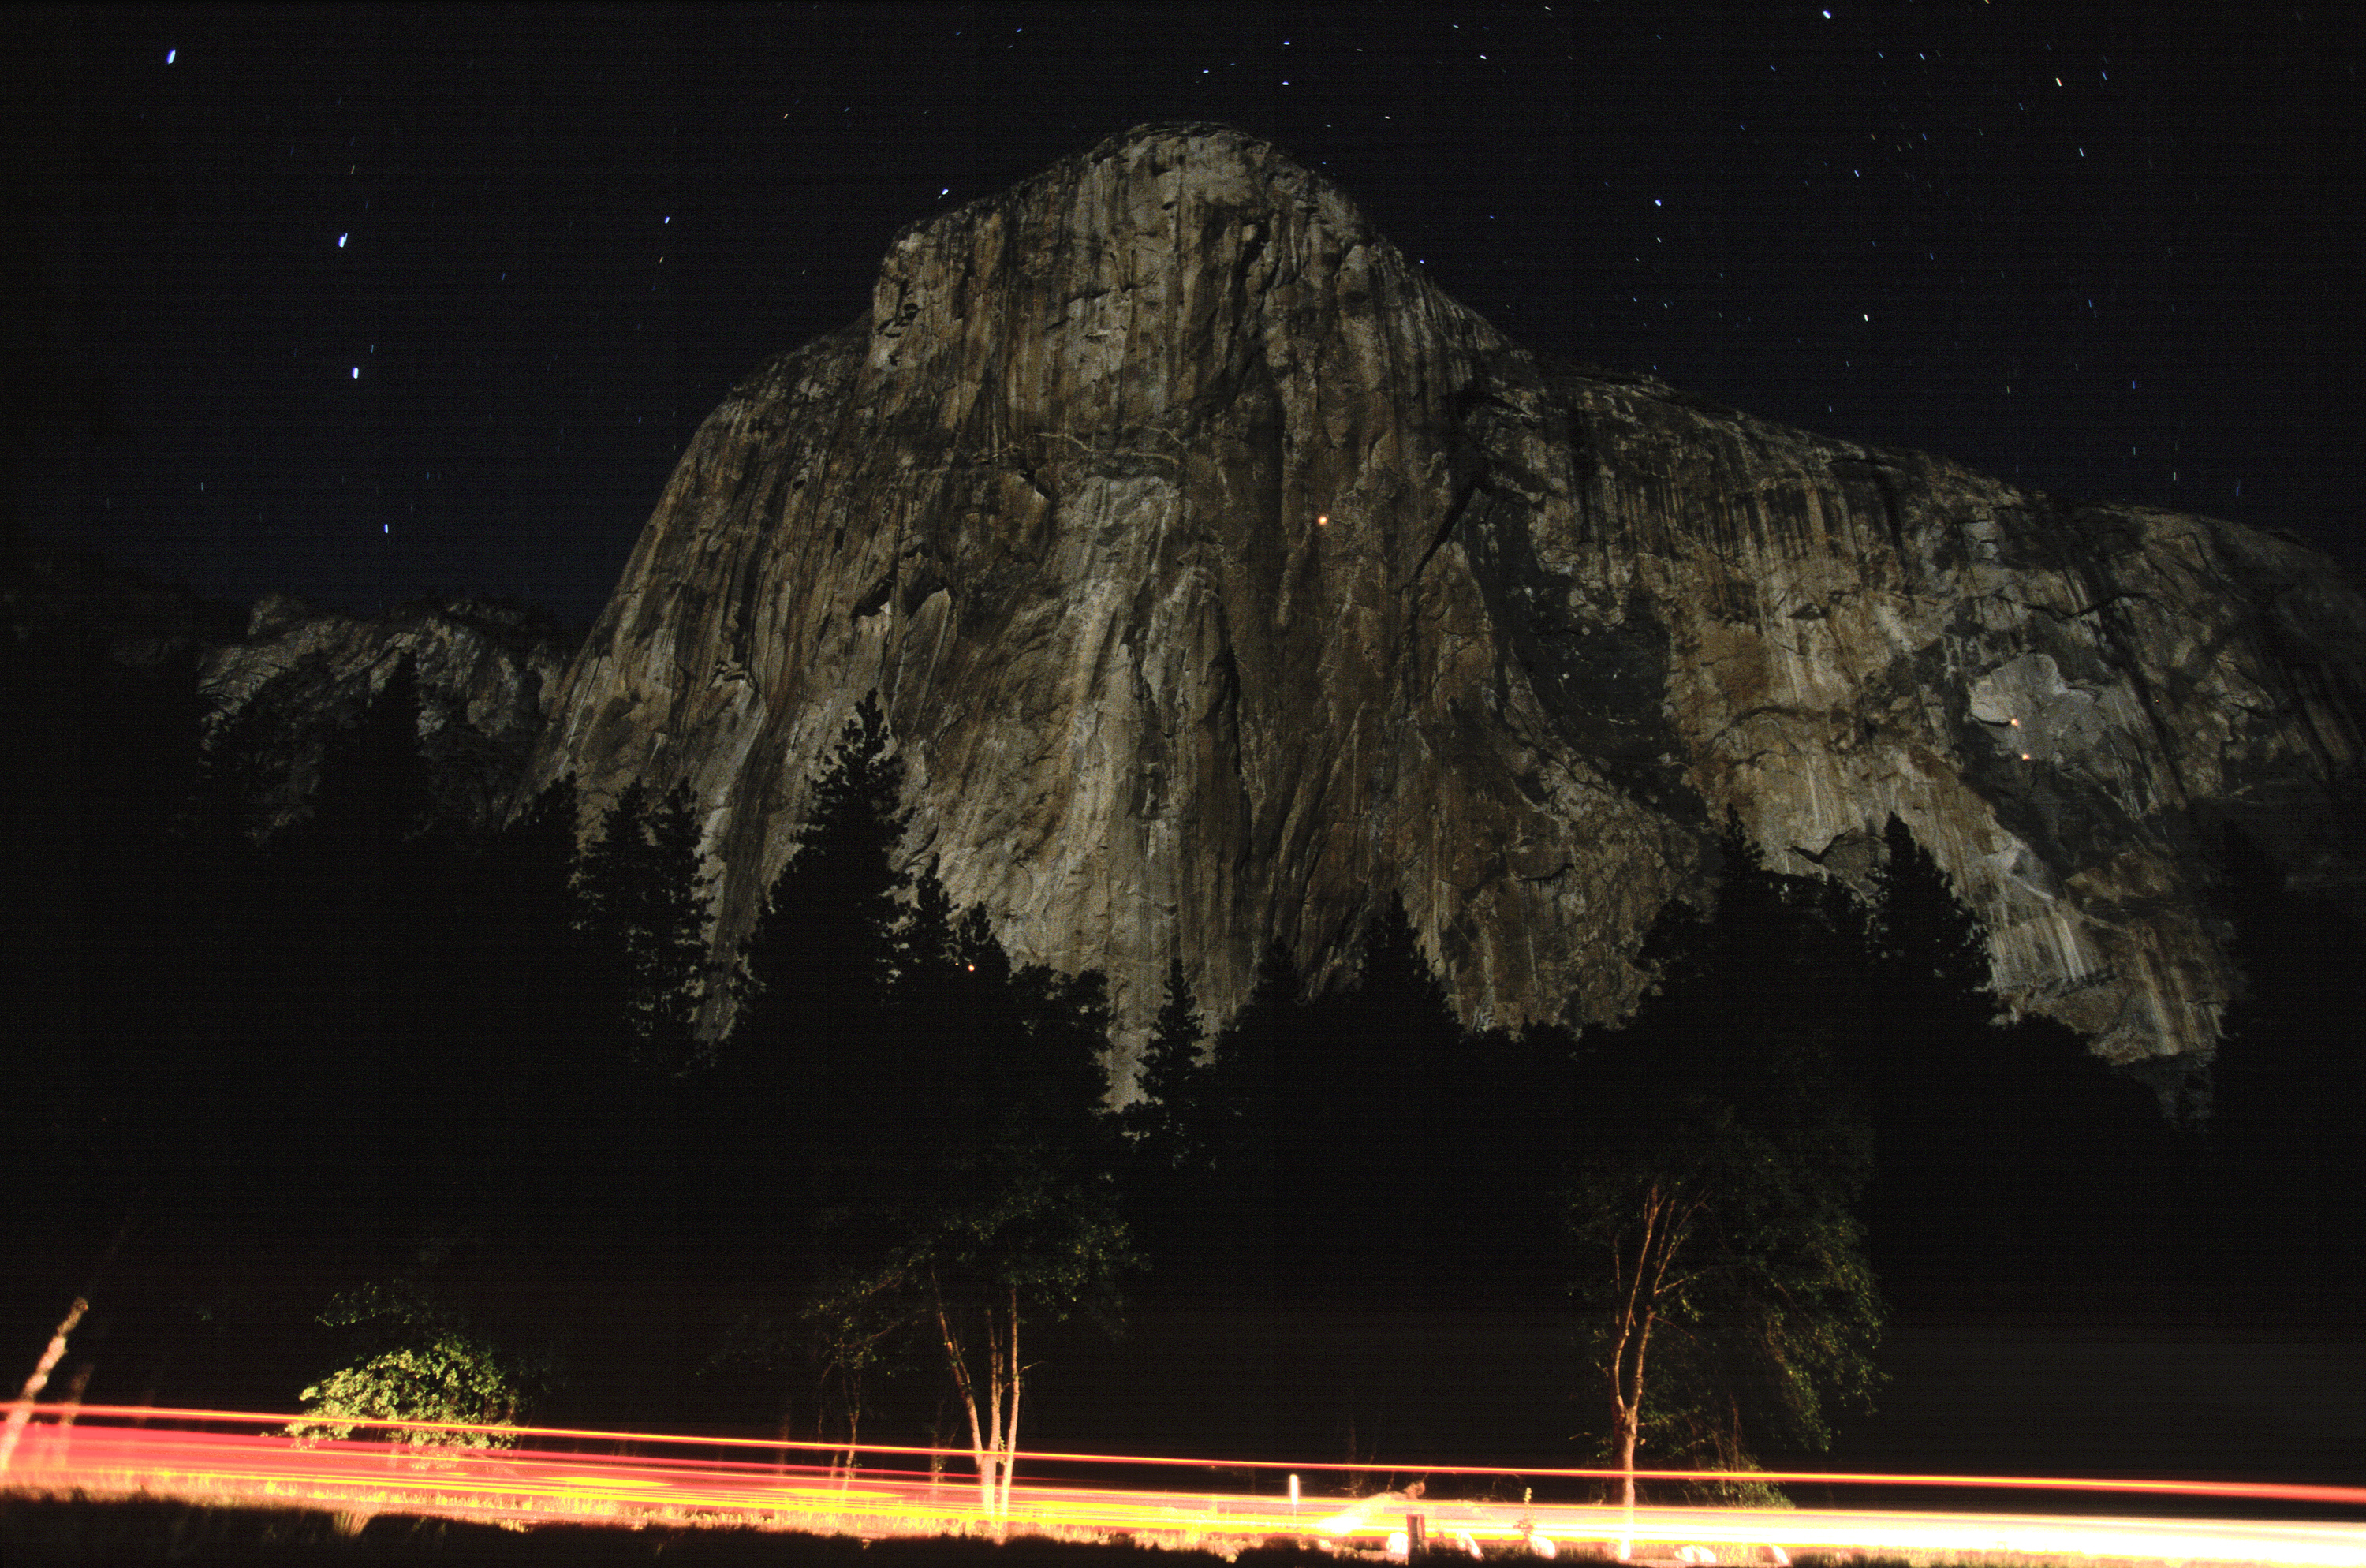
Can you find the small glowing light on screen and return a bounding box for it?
[350,367,359,379]
[166,48,176,63]
[1316,513,1329,525]
[2021,752,2032,761]
[338,233,347,248]
[2009,718,2020,726]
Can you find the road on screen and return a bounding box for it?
[4,1406,2364,1566]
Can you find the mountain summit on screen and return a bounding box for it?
[525,122,2364,1066]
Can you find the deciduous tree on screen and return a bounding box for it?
[1569,822,1883,1508]
[289,1260,558,1449]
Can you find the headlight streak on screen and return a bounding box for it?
[2,1406,2361,1565]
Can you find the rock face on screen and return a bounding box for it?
[524,122,2365,1068]
[203,593,571,837]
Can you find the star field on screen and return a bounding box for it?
[5,2,2357,624]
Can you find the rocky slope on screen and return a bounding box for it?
[201,593,571,838]
[523,122,2364,1068]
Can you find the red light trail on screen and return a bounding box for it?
[4,1405,2362,1565]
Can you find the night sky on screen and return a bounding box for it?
[8,2,2359,628]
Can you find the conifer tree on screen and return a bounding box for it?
[1206,940,1303,1166]
[577,779,712,1076]
[278,655,447,884]
[1344,894,1461,1051]
[1191,941,1304,1292]
[722,694,917,1260]
[1119,956,1211,1173]
[1867,814,1995,1020]
[734,694,909,1046]
[251,655,459,1219]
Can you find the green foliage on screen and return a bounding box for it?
[883,899,1137,1331]
[1569,816,1885,1490]
[289,1275,556,1447]
[1565,1063,1886,1467]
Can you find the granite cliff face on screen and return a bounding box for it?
[203,593,570,837]
[524,123,2364,1067]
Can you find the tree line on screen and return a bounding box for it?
[9,620,2355,1502]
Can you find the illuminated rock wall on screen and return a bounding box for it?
[525,123,2365,1068]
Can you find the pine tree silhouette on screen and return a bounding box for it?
[735,694,909,1045]
[722,694,917,1265]
[1868,815,1994,1019]
[577,778,713,1077]
[1120,955,1211,1173]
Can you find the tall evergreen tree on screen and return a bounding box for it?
[812,896,1133,1521]
[721,694,916,1262]
[276,655,447,886]
[1287,897,1466,1290]
[1206,939,1303,1167]
[1341,894,1461,1050]
[1866,814,1995,1021]
[734,694,909,1046]
[1118,956,1211,1172]
[577,778,712,1076]
[239,655,463,1227]
[1192,941,1304,1294]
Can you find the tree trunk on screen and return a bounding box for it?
[1614,1399,1640,1512]
[932,1282,1028,1528]
[838,1398,861,1489]
[998,1287,1022,1521]
[934,1290,994,1518]
[0,1296,88,1473]
[0,1220,129,1475]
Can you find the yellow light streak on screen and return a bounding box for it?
[5,1405,2362,1566]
